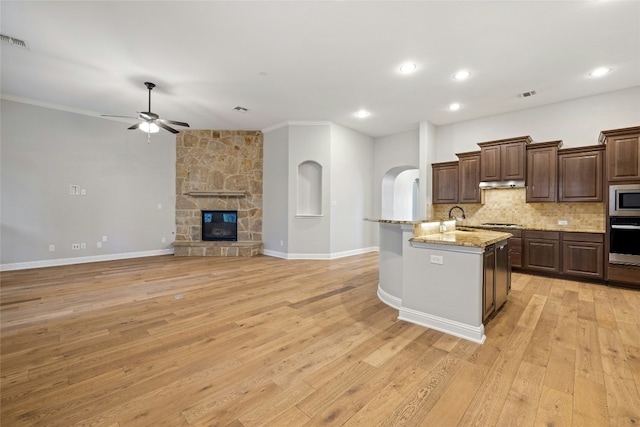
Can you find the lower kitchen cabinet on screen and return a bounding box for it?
[523,230,560,273]
[562,232,604,279]
[483,240,509,322]
[483,245,495,321]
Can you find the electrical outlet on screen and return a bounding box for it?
[157,203,162,210]
[558,220,568,226]
[161,237,166,243]
[430,255,444,265]
[72,243,80,250]
[97,242,102,248]
[80,243,86,249]
[49,244,55,252]
[102,236,107,242]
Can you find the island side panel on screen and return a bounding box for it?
[400,242,485,343]
[377,223,405,309]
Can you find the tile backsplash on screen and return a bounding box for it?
[430,188,605,232]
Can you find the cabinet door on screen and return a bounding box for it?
[509,237,522,268]
[607,134,640,182]
[483,247,496,321]
[524,238,560,273]
[558,149,604,202]
[458,154,482,204]
[501,142,526,181]
[480,145,501,182]
[527,146,557,202]
[432,162,459,204]
[562,240,603,279]
[495,242,509,309]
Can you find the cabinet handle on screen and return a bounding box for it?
[611,225,640,230]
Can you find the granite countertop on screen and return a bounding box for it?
[462,222,605,233]
[410,228,512,248]
[364,218,425,224]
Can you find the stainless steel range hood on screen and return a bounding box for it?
[479,180,526,189]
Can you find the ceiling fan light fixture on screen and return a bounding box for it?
[139,121,160,133]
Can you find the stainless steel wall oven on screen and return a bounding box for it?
[609,184,640,266]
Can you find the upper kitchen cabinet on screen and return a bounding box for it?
[558,145,605,202]
[526,141,562,203]
[478,136,532,182]
[599,126,640,183]
[432,161,459,204]
[456,151,483,204]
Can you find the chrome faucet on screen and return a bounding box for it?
[448,205,466,221]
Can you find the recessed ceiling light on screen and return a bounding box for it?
[449,103,461,111]
[354,110,371,118]
[398,63,417,74]
[589,67,611,77]
[453,70,470,80]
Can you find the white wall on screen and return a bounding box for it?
[435,86,640,162]
[1,99,176,269]
[262,125,289,254]
[330,123,375,255]
[288,123,332,256]
[373,129,419,219]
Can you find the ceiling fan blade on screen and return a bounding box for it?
[102,114,137,119]
[159,119,190,127]
[139,111,159,120]
[156,121,179,134]
[128,122,142,130]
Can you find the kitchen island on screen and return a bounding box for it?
[367,219,512,343]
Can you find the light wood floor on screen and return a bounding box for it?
[1,253,639,426]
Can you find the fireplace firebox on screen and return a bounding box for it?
[201,210,238,241]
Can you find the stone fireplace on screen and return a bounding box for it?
[173,130,263,256]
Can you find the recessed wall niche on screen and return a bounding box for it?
[297,160,322,216]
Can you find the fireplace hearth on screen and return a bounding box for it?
[202,210,238,242]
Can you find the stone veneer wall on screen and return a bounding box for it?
[431,188,605,232]
[175,130,263,245]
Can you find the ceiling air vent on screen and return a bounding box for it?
[520,90,537,98]
[0,33,29,50]
[233,106,249,113]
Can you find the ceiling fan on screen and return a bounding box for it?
[103,82,190,134]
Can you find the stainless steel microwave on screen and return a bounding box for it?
[609,184,640,217]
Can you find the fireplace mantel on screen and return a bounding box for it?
[185,190,246,197]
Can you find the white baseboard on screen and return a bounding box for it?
[0,249,175,271]
[398,306,486,344]
[263,246,378,260]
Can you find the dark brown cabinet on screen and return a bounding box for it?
[456,151,482,204]
[608,264,640,289]
[483,240,510,321]
[523,230,560,273]
[526,141,561,203]
[478,136,531,182]
[483,245,496,321]
[432,161,459,204]
[558,145,604,202]
[508,230,522,268]
[562,232,604,279]
[600,126,640,182]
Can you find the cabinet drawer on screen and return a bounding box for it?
[563,232,604,243]
[608,264,640,286]
[524,230,560,240]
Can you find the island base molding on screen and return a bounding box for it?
[398,307,486,344]
[377,285,402,310]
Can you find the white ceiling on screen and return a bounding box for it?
[1,1,639,138]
